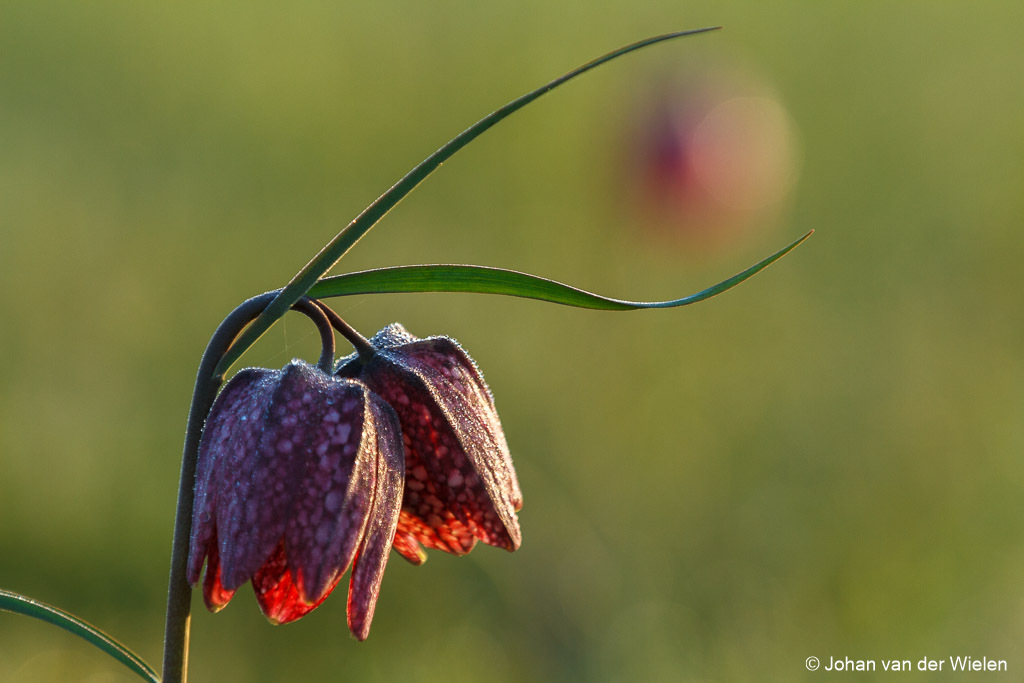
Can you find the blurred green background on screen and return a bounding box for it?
[2,2,1023,681]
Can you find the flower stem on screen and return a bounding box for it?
[294,298,336,372]
[162,293,334,682]
[313,300,377,361]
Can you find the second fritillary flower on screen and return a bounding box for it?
[336,323,523,564]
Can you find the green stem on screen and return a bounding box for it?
[161,294,334,682]
[295,297,337,372]
[312,300,376,361]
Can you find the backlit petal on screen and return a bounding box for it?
[402,338,523,514]
[214,365,308,589]
[201,530,236,612]
[188,368,275,585]
[286,379,376,604]
[251,541,338,625]
[347,395,405,640]
[391,529,428,565]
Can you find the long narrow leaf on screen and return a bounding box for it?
[0,589,159,683]
[308,230,812,308]
[214,27,720,377]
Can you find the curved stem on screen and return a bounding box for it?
[162,294,334,682]
[293,298,336,372]
[312,299,376,361]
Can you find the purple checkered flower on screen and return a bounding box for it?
[336,324,522,565]
[187,359,403,640]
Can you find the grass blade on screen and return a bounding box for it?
[214,27,721,377]
[0,589,160,683]
[309,230,813,309]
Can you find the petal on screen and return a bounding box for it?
[401,338,522,513]
[391,529,428,566]
[366,338,521,551]
[251,540,339,625]
[201,528,236,612]
[188,368,275,584]
[395,507,476,556]
[347,394,405,641]
[285,378,376,604]
[217,362,327,590]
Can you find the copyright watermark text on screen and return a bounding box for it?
[805,656,1007,673]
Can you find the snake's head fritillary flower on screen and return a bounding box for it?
[336,323,522,565]
[187,359,404,640]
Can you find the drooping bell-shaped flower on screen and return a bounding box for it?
[187,359,404,639]
[336,324,522,564]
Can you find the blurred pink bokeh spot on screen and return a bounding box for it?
[623,66,800,250]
